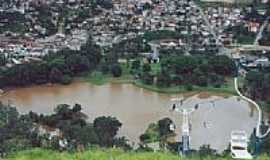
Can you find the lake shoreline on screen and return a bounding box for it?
[77,73,237,96]
[0,78,235,99]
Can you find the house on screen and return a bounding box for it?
[247,22,260,33]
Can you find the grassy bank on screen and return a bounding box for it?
[6,148,270,160]
[78,61,237,95]
[81,71,134,85]
[134,79,236,95]
[78,63,134,85]
[80,72,236,96]
[81,72,236,95]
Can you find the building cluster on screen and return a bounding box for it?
[91,0,269,53]
[0,0,269,66]
[92,0,222,53]
[0,30,88,66]
[203,7,243,44]
[0,0,90,66]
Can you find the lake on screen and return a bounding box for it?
[0,81,257,152]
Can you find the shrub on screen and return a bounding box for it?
[111,64,122,77]
[60,75,72,85]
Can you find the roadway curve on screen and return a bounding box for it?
[234,77,270,138]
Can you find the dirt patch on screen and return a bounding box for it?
[196,91,231,99]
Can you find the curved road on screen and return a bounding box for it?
[234,77,270,138]
[194,0,270,138]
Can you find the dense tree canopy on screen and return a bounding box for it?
[0,37,101,88]
[0,103,34,156]
[0,102,127,156]
[244,71,270,101]
[94,116,122,147]
[139,55,235,88]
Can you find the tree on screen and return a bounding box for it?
[54,104,71,118]
[245,71,270,101]
[139,134,152,143]
[49,67,63,83]
[171,75,183,85]
[80,36,101,65]
[185,83,193,91]
[143,2,152,10]
[209,55,235,76]
[0,103,34,156]
[111,64,122,77]
[142,72,154,85]
[93,116,122,146]
[142,63,151,73]
[113,137,132,150]
[198,145,217,157]
[73,124,99,146]
[158,118,174,137]
[96,0,113,9]
[72,104,82,113]
[66,54,90,74]
[33,62,50,84]
[209,73,224,88]
[156,72,171,87]
[139,123,159,143]
[131,60,141,70]
[196,75,208,87]
[60,75,72,85]
[0,55,6,66]
[100,62,109,74]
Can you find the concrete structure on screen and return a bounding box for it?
[230,131,252,159]
[171,98,197,155]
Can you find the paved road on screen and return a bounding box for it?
[230,44,270,52]
[195,2,232,57]
[234,77,270,138]
[254,16,270,45]
[195,0,270,139]
[196,4,219,43]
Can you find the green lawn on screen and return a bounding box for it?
[80,61,237,95]
[84,71,108,85]
[6,148,270,160]
[150,63,161,75]
[81,63,134,85]
[134,78,236,95]
[236,35,255,45]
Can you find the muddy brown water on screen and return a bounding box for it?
[0,81,257,152]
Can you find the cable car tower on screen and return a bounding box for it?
[171,97,199,155]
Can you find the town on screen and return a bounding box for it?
[0,0,269,66]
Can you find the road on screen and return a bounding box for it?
[196,4,219,43]
[230,44,270,52]
[254,15,270,45]
[234,77,270,138]
[195,1,270,138]
[195,2,233,57]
